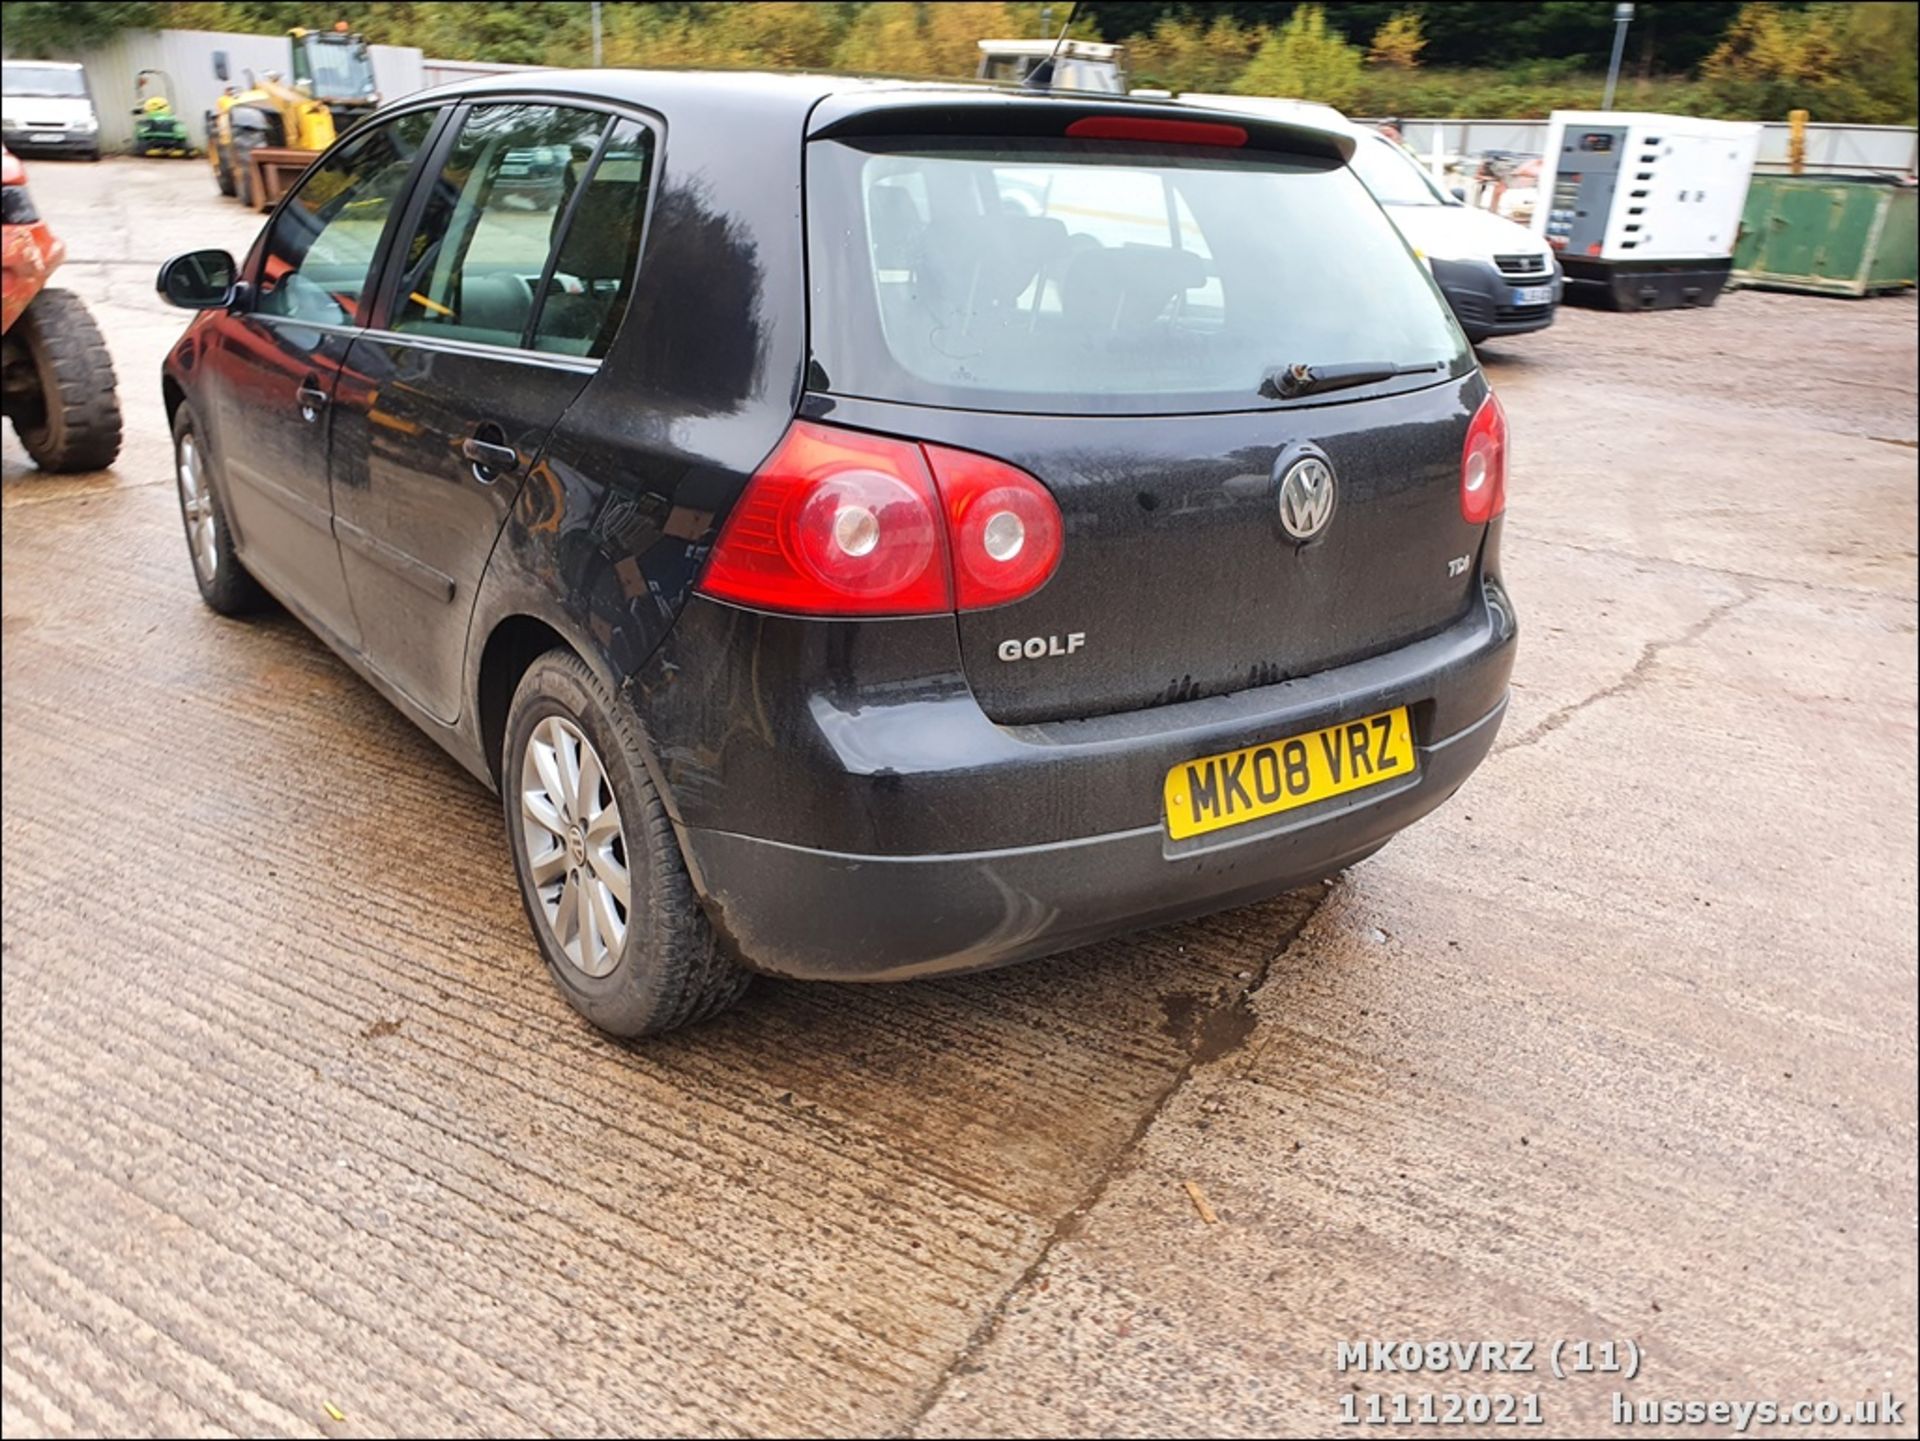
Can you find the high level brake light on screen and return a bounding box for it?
[697,421,1065,618]
[1064,116,1247,147]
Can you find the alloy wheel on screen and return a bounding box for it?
[177,432,217,584]
[519,714,631,978]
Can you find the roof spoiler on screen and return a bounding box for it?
[807,93,1354,164]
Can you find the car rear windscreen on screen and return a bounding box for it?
[807,137,1468,415]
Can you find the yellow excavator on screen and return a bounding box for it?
[206,23,380,211]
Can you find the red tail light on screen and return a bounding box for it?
[1461,391,1508,525]
[924,443,1064,609]
[698,421,1065,617]
[697,423,949,616]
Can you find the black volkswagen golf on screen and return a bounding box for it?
[157,71,1517,1036]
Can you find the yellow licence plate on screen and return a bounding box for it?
[1163,706,1416,840]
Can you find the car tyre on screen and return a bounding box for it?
[9,289,123,473]
[232,129,266,209]
[172,404,267,615]
[503,650,750,1037]
[210,121,237,196]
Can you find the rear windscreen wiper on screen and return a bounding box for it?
[1260,359,1444,400]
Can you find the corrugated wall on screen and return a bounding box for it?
[420,59,543,92]
[35,28,425,154]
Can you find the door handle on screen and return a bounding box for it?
[462,429,521,483]
[296,380,328,423]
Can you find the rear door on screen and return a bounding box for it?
[331,104,655,723]
[206,107,441,644]
[806,128,1484,725]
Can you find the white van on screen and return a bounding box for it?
[1184,94,1563,343]
[1,60,103,162]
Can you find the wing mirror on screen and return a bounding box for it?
[157,249,242,310]
[1450,185,1468,202]
[213,50,230,82]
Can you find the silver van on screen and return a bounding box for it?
[1,61,102,161]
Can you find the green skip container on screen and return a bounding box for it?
[1732,174,1918,297]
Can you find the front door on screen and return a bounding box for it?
[332,105,656,723]
[204,107,442,645]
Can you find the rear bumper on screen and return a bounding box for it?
[681,696,1505,980]
[1431,256,1560,339]
[646,568,1518,981]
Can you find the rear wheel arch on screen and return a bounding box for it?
[475,611,678,817]
[478,615,572,789]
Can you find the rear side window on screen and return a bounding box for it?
[808,138,1467,415]
[389,103,609,350]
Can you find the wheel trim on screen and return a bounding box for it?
[177,434,217,583]
[519,714,631,979]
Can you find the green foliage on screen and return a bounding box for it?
[1128,14,1262,93]
[1233,4,1364,107]
[1084,3,1752,73]
[1,1,162,53]
[1366,11,1425,70]
[1701,1,1917,124]
[832,2,931,74]
[830,2,1099,82]
[1835,0,1920,123]
[600,2,845,71]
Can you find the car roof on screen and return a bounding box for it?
[410,68,1354,160]
[417,67,939,112]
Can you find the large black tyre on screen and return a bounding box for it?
[232,128,267,209]
[171,404,267,615]
[8,289,122,473]
[503,651,750,1037]
[209,119,237,195]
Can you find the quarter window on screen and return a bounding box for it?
[529,119,655,359]
[389,103,609,350]
[255,108,438,326]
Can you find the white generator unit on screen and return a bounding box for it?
[1532,110,1760,310]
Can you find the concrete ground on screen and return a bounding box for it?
[3,156,1915,1438]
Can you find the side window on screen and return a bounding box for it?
[389,103,609,350]
[255,108,438,327]
[530,119,655,359]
